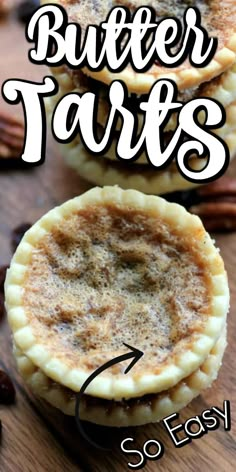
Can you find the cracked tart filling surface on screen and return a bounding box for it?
[23,206,212,368]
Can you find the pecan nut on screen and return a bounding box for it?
[189,176,236,232]
[197,176,236,198]
[189,202,236,232]
[0,0,15,17]
[0,111,24,159]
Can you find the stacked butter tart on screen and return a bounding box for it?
[43,0,236,194]
[5,187,229,426]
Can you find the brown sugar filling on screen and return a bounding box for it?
[23,205,212,376]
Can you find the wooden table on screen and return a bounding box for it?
[0,14,236,472]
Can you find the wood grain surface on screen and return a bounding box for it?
[0,13,236,472]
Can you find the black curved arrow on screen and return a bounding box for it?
[75,343,144,450]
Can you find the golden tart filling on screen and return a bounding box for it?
[23,206,212,367]
[5,187,229,400]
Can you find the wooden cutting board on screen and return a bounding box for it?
[0,14,235,472]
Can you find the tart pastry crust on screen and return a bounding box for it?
[5,187,229,400]
[57,129,236,194]
[13,329,226,426]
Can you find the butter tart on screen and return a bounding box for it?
[5,187,229,400]
[45,0,236,92]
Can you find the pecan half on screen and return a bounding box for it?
[197,176,236,198]
[0,111,24,159]
[189,176,236,232]
[0,0,15,17]
[189,202,236,232]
